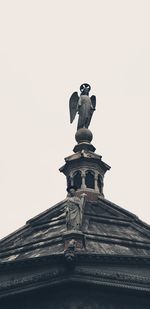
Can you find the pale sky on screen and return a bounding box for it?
[0,0,150,239]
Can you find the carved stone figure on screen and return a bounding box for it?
[69,83,96,130]
[65,187,86,231]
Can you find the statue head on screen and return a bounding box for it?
[80,83,91,96]
[67,185,77,197]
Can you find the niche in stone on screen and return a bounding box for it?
[73,171,82,189]
[85,171,95,189]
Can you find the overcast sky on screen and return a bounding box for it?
[0,0,150,239]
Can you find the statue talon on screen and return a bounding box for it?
[69,83,96,130]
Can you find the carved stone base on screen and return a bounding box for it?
[63,231,85,251]
[74,128,96,153]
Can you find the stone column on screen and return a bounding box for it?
[94,173,99,193]
[81,170,86,189]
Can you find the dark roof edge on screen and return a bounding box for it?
[0,253,150,270]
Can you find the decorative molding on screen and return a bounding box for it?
[0,252,150,271]
[76,267,150,285]
[0,261,150,296]
[0,268,65,292]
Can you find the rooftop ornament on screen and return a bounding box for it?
[69,83,96,131]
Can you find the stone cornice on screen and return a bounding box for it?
[0,253,150,271]
[0,255,150,298]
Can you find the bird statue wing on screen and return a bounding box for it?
[90,95,96,110]
[69,91,79,123]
